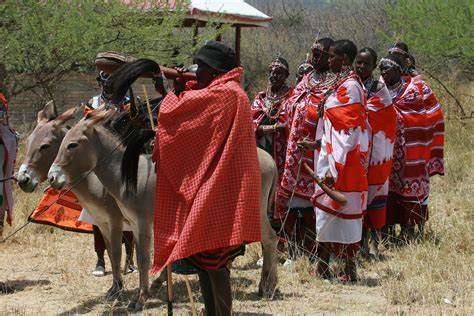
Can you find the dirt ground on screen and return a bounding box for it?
[0,225,471,315]
[0,232,395,315]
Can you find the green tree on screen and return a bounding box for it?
[0,0,221,102]
[387,0,473,72]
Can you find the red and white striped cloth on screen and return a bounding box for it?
[364,83,396,229]
[313,73,368,244]
[389,76,445,202]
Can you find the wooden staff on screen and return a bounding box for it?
[141,85,155,129]
[303,163,347,206]
[167,264,173,315]
[184,275,198,316]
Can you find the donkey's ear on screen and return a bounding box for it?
[37,101,58,123]
[55,104,83,126]
[84,106,116,125]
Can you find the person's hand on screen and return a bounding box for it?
[257,125,275,135]
[297,136,317,152]
[153,74,167,97]
[274,122,286,132]
[173,67,188,96]
[322,170,335,187]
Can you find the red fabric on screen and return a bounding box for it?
[327,242,360,259]
[279,73,328,205]
[318,241,360,259]
[251,89,293,219]
[186,245,245,271]
[282,207,317,257]
[0,93,8,109]
[151,67,261,274]
[386,192,428,226]
[313,73,368,218]
[364,84,396,229]
[29,188,92,233]
[389,77,445,203]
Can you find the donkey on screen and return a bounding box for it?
[49,108,279,307]
[48,109,155,311]
[17,101,127,301]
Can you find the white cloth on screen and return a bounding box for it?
[315,207,362,244]
[289,196,313,208]
[79,208,132,231]
[314,130,362,244]
[78,208,96,225]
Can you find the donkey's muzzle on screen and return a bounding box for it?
[48,164,67,190]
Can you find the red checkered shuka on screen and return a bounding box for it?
[151,67,261,274]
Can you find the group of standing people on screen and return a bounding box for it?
[148,38,445,315]
[251,38,444,281]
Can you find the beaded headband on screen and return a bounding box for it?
[270,61,288,72]
[388,46,408,56]
[379,58,402,71]
[298,53,312,70]
[270,53,288,71]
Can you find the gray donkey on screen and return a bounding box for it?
[17,102,127,301]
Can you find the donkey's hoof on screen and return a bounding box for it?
[124,264,138,275]
[106,287,123,301]
[259,286,279,299]
[127,300,139,312]
[106,281,124,301]
[127,299,144,312]
[258,281,278,299]
[127,294,148,312]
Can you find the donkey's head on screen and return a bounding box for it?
[17,101,80,192]
[48,107,117,190]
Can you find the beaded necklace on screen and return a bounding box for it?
[363,77,377,99]
[316,68,354,118]
[263,84,290,120]
[387,78,404,101]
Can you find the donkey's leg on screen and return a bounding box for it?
[258,171,278,298]
[96,220,124,301]
[105,218,125,301]
[259,211,278,298]
[128,221,152,312]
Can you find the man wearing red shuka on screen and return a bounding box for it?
[152,41,261,316]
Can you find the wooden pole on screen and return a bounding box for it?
[167,265,173,315]
[235,25,241,66]
[193,23,199,48]
[215,23,222,41]
[142,85,155,130]
[184,276,198,316]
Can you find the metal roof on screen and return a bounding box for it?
[123,0,272,27]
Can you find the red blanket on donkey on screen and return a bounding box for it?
[151,67,261,274]
[29,187,92,233]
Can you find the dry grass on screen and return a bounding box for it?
[1,116,473,314]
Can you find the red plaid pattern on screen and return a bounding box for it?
[151,67,261,273]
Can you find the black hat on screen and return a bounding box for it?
[195,41,237,73]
